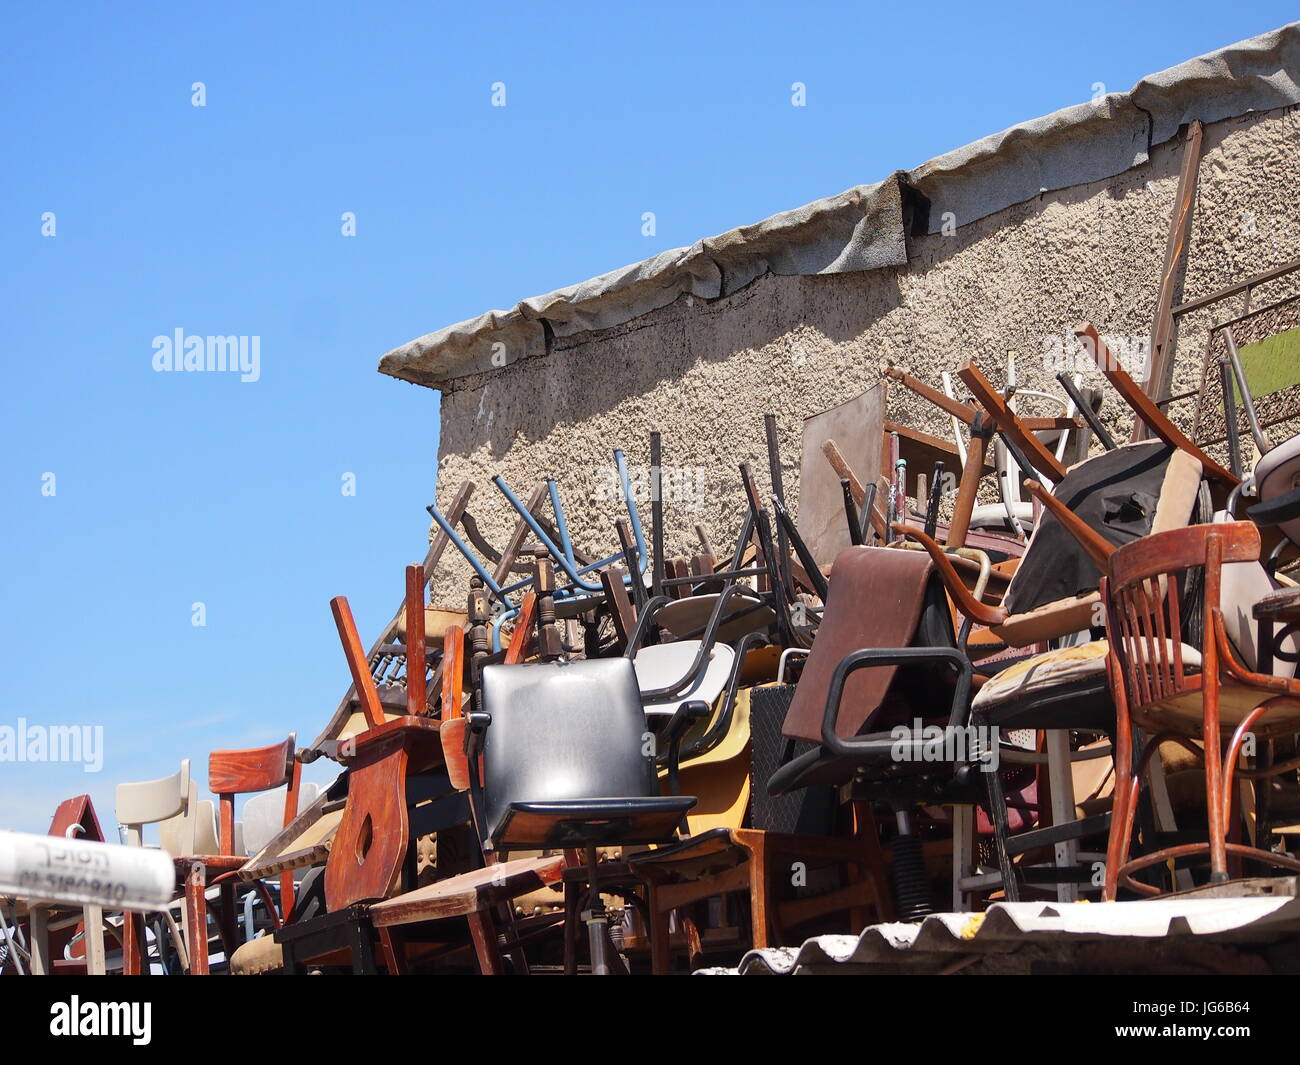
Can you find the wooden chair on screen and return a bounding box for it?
[1099,520,1300,898]
[169,736,300,973]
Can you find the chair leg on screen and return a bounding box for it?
[376,928,404,974]
[217,880,239,964]
[122,911,145,975]
[747,833,774,948]
[976,714,1019,902]
[952,804,974,911]
[184,864,209,975]
[467,908,505,975]
[84,905,106,975]
[644,882,671,975]
[857,807,896,922]
[349,918,377,974]
[1203,679,1228,881]
[28,906,51,975]
[1045,730,1079,903]
[562,881,580,976]
[1103,685,1134,901]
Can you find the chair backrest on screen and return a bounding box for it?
[781,545,952,743]
[241,782,322,857]
[478,659,656,837]
[996,441,1204,645]
[116,760,191,848]
[1256,433,1300,549]
[208,735,297,857]
[1103,522,1261,713]
[158,793,219,857]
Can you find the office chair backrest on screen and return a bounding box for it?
[478,659,656,836]
[782,545,950,743]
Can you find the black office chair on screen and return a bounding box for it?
[466,657,704,973]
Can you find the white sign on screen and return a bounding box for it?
[0,830,174,911]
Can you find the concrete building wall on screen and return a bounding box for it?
[426,104,1300,607]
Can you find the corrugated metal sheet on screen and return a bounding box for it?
[702,896,1300,974]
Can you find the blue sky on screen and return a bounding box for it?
[1,3,1294,834]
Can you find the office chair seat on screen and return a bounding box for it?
[493,796,696,848]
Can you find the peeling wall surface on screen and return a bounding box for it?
[422,103,1300,607]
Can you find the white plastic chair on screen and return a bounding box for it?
[116,760,205,973]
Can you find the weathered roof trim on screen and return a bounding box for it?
[380,21,1300,390]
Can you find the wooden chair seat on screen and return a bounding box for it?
[1140,677,1300,736]
[370,854,567,928]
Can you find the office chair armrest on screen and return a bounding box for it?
[464,711,492,760]
[1248,484,1300,527]
[661,700,711,795]
[820,646,972,761]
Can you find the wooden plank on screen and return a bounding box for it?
[1139,119,1204,440]
[958,359,1067,482]
[331,597,386,730]
[1076,322,1239,486]
[404,564,427,717]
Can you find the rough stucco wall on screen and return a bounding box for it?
[425,105,1300,609]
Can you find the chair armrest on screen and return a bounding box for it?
[660,700,711,795]
[892,523,1007,627]
[465,711,492,760]
[1248,484,1300,527]
[820,646,972,761]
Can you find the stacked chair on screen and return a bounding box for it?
[17,321,1300,978]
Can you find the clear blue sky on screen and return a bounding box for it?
[2,3,1293,833]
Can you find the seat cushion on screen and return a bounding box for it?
[635,642,736,720]
[973,640,1202,710]
[973,641,1110,709]
[1256,432,1300,548]
[229,932,284,975]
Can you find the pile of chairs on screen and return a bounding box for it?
[6,319,1300,976]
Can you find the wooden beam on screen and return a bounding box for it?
[1075,322,1239,486]
[821,439,887,538]
[331,596,385,731]
[1138,119,1203,440]
[405,564,427,717]
[957,359,1067,482]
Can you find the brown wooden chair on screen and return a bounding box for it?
[1099,520,1300,898]
[176,735,300,974]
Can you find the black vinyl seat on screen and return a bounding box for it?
[469,657,704,973]
[473,658,698,850]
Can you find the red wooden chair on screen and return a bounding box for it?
[1100,520,1300,898]
[177,736,300,973]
